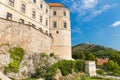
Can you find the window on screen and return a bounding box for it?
[64,22,67,28]
[21,4,26,13]
[40,3,43,8]
[6,12,12,20]
[53,22,57,28]
[53,11,57,16]
[40,16,42,23]
[46,8,48,13]
[9,0,14,7]
[20,19,24,24]
[33,0,36,3]
[46,19,48,26]
[32,10,36,19]
[63,11,66,16]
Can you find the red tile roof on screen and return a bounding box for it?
[48,3,64,7]
[97,58,109,65]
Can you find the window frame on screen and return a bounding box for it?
[40,15,42,23]
[40,3,43,9]
[6,12,12,20]
[9,0,14,7]
[53,21,57,28]
[45,19,48,26]
[53,10,57,16]
[21,3,26,13]
[63,11,66,16]
[32,10,36,19]
[64,22,67,28]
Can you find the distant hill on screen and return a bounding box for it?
[72,43,120,58]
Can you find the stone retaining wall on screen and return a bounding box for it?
[0,18,52,54]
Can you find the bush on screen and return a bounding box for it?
[74,60,85,72]
[57,60,74,76]
[72,51,85,60]
[41,53,48,58]
[96,70,105,75]
[50,53,54,57]
[4,47,25,73]
[33,64,57,79]
[45,65,57,80]
[32,60,85,79]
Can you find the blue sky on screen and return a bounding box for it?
[46,0,120,50]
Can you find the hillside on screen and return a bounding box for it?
[72,43,120,58]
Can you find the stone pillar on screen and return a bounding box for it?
[85,61,96,77]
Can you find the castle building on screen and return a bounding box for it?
[0,0,72,60]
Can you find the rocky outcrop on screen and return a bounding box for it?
[0,45,10,72]
[0,45,59,80]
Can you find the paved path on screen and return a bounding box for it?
[97,74,120,80]
[0,72,11,80]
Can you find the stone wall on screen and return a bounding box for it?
[0,18,52,54]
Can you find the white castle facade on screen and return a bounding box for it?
[0,0,72,59]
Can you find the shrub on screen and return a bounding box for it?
[33,65,57,79]
[57,60,74,76]
[72,51,85,60]
[4,47,25,73]
[50,53,54,57]
[45,65,57,80]
[96,70,105,75]
[41,53,48,58]
[74,60,85,73]
[34,66,48,78]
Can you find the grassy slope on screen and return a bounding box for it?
[72,43,120,58]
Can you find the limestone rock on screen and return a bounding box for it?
[0,45,10,72]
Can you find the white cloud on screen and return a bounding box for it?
[82,0,98,9]
[85,5,110,21]
[72,27,82,34]
[111,21,120,27]
[62,0,111,21]
[63,0,98,14]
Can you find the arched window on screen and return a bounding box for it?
[64,22,67,28]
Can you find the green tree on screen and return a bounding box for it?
[86,53,96,61]
[109,53,120,65]
[72,51,85,60]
